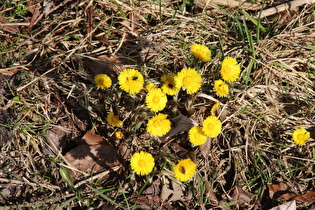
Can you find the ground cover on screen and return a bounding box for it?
[0,0,315,209]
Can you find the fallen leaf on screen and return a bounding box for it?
[269,200,296,210]
[199,138,211,158]
[268,182,315,202]
[64,142,121,179]
[292,190,315,202]
[268,182,290,200]
[142,178,161,195]
[231,186,253,205]
[0,67,21,76]
[160,114,196,142]
[79,131,110,146]
[134,195,172,209]
[80,55,119,83]
[160,180,184,202]
[169,181,184,202]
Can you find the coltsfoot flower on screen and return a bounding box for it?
[145,88,167,112]
[161,73,180,95]
[174,68,202,94]
[145,83,156,92]
[189,126,208,146]
[173,159,196,182]
[107,112,123,127]
[220,57,241,82]
[210,101,220,116]
[94,74,112,89]
[202,116,222,138]
[130,151,155,176]
[292,128,310,145]
[118,69,144,94]
[214,80,229,97]
[190,43,211,62]
[146,113,171,137]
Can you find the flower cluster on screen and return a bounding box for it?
[92,43,243,182]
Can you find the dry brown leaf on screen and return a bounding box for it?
[231,186,253,205]
[269,200,296,210]
[199,138,211,158]
[142,178,161,195]
[268,182,290,200]
[160,184,173,201]
[27,2,42,28]
[160,180,184,202]
[134,195,172,209]
[169,181,184,202]
[0,15,19,33]
[160,114,195,142]
[0,67,21,76]
[79,131,110,146]
[118,141,131,160]
[292,190,315,202]
[81,55,119,83]
[268,182,315,202]
[64,144,121,177]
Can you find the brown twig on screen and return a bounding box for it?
[257,0,315,18]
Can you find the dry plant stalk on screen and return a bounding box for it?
[196,0,262,10]
[258,0,315,18]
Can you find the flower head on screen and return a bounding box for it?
[145,83,156,92]
[115,131,124,139]
[189,126,208,146]
[94,74,112,89]
[145,88,167,112]
[174,68,202,94]
[210,101,220,116]
[190,44,211,62]
[161,73,180,95]
[118,69,144,94]
[220,57,241,82]
[202,116,222,138]
[173,159,196,182]
[147,113,171,137]
[292,128,310,145]
[107,112,123,127]
[214,80,229,97]
[130,151,155,176]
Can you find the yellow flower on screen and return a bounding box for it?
[292,128,310,145]
[202,116,222,138]
[173,159,196,182]
[161,73,180,95]
[145,83,156,92]
[210,101,220,116]
[214,80,229,97]
[94,74,112,89]
[220,57,241,82]
[147,113,171,137]
[189,126,208,146]
[118,69,144,94]
[174,68,202,94]
[106,112,123,127]
[115,131,124,139]
[130,151,155,176]
[145,88,167,112]
[190,43,211,62]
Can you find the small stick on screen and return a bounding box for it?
[257,0,315,18]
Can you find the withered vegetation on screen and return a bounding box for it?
[0,0,315,209]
